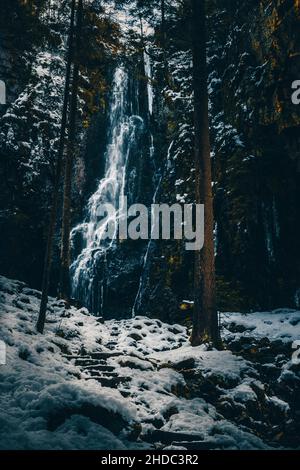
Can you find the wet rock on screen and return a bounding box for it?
[96,316,105,323]
[77,308,89,316]
[289,318,300,326]
[259,363,281,380]
[168,326,184,335]
[143,417,164,429]
[170,357,196,371]
[163,405,179,421]
[227,322,255,333]
[184,372,222,401]
[128,332,143,342]
[46,403,130,434]
[216,398,246,420]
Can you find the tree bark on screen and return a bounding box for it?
[161,0,166,49]
[36,0,76,334]
[190,0,219,346]
[59,0,83,302]
[160,0,168,83]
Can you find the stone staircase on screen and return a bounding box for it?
[64,323,140,389]
[63,325,233,450]
[64,351,132,389]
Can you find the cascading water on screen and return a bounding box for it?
[144,51,153,116]
[131,141,174,317]
[70,66,144,313]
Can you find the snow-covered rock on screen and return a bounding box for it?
[1,276,299,450]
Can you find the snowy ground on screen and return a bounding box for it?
[0,275,299,450]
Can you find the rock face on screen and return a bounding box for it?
[124,0,300,319]
[210,0,300,310]
[0,1,54,287]
[0,1,299,319]
[0,1,119,292]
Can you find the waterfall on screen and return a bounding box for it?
[144,51,153,116]
[131,175,162,318]
[131,141,174,317]
[70,66,143,313]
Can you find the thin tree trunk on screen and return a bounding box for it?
[161,0,166,49]
[36,0,76,334]
[191,0,219,346]
[59,0,83,301]
[160,0,168,83]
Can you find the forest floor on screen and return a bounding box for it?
[0,275,299,450]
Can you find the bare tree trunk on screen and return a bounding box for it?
[160,0,168,83]
[161,0,166,49]
[59,0,83,302]
[36,0,76,334]
[190,0,219,346]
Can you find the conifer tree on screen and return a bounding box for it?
[191,0,219,346]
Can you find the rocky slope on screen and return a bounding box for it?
[0,275,299,449]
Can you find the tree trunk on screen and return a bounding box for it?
[160,0,168,83]
[161,0,166,49]
[36,0,76,334]
[190,0,219,346]
[59,0,83,302]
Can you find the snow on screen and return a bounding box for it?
[152,344,257,386]
[1,276,299,450]
[267,396,290,414]
[160,398,267,450]
[222,310,300,343]
[1,414,127,451]
[224,383,258,404]
[0,276,135,450]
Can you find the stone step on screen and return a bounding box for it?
[85,376,131,388]
[105,344,118,351]
[63,355,91,360]
[75,358,107,366]
[164,440,221,450]
[81,364,115,372]
[87,370,119,378]
[90,351,123,359]
[144,430,211,446]
[119,390,131,398]
[65,351,123,361]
